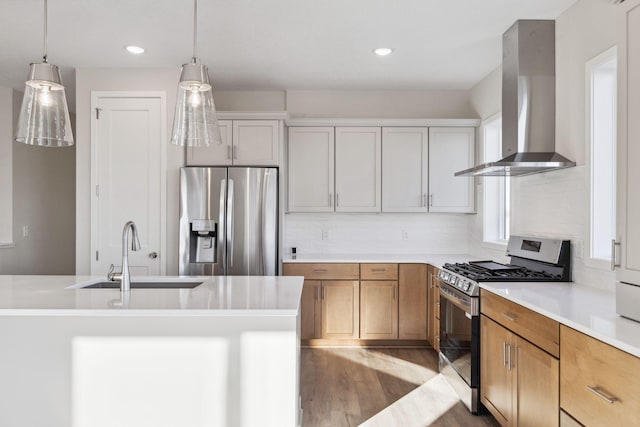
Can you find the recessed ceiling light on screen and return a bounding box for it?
[125,45,145,55]
[373,48,393,57]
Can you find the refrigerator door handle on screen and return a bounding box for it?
[219,178,227,274]
[227,178,234,269]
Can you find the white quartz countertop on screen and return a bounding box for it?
[282,253,479,269]
[0,275,303,316]
[480,282,640,358]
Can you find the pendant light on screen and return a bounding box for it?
[171,0,222,147]
[15,0,74,147]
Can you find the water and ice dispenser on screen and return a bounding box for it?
[189,219,217,263]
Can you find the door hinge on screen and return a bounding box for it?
[95,185,99,197]
[95,250,99,261]
[95,107,102,119]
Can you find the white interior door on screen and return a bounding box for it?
[91,93,166,276]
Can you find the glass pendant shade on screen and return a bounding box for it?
[15,62,74,147]
[171,62,222,147]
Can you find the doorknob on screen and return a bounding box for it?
[148,252,158,259]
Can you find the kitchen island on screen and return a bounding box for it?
[0,275,303,427]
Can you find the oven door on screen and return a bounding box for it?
[439,283,479,388]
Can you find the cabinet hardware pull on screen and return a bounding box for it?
[322,286,326,300]
[422,194,427,207]
[336,193,339,207]
[227,145,232,160]
[232,145,238,160]
[371,268,385,272]
[587,386,618,404]
[611,240,621,271]
[507,344,512,370]
[429,193,433,207]
[393,285,397,300]
[312,269,328,273]
[502,312,517,322]
[503,341,507,367]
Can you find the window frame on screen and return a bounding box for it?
[481,113,510,249]
[585,46,617,270]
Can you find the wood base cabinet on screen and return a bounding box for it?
[398,264,428,340]
[299,280,322,340]
[480,290,560,427]
[480,315,559,427]
[560,325,640,427]
[360,281,397,339]
[322,280,360,339]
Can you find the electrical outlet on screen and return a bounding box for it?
[402,230,408,240]
[22,225,29,238]
[322,230,329,240]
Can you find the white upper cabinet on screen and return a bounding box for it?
[288,127,335,212]
[335,127,382,212]
[382,127,429,212]
[616,0,640,285]
[428,127,475,213]
[232,120,280,166]
[186,120,233,166]
[187,119,279,166]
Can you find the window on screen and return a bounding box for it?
[482,115,510,244]
[587,48,617,263]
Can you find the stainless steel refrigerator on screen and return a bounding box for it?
[179,167,278,276]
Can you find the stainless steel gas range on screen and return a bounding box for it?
[438,235,571,414]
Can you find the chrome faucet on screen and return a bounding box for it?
[107,221,141,292]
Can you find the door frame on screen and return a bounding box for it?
[90,91,168,275]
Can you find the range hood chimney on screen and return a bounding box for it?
[456,20,576,177]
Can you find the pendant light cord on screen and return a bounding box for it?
[192,0,197,63]
[43,0,48,62]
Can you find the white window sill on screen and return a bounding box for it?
[0,242,16,249]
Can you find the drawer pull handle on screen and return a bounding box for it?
[371,268,386,272]
[312,269,328,273]
[587,386,618,404]
[502,312,517,322]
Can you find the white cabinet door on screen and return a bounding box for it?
[382,127,429,212]
[335,127,382,212]
[616,0,640,285]
[428,127,475,213]
[186,120,232,166]
[288,127,335,212]
[233,120,279,166]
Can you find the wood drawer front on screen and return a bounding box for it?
[481,290,559,358]
[283,263,359,280]
[360,263,398,280]
[560,326,640,427]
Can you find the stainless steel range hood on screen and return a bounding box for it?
[456,20,576,177]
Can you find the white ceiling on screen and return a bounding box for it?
[0,0,577,111]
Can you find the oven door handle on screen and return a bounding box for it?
[440,286,472,315]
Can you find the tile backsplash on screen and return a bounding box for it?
[284,212,472,255]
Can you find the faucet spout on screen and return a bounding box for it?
[120,221,141,293]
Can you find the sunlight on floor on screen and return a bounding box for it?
[358,374,459,427]
[316,347,436,386]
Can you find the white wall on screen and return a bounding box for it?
[286,90,475,118]
[285,213,472,255]
[468,0,618,289]
[0,87,13,246]
[0,89,76,275]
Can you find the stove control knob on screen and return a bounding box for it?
[464,283,472,292]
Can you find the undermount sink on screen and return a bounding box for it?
[82,281,203,289]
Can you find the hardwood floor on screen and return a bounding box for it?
[300,347,499,427]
